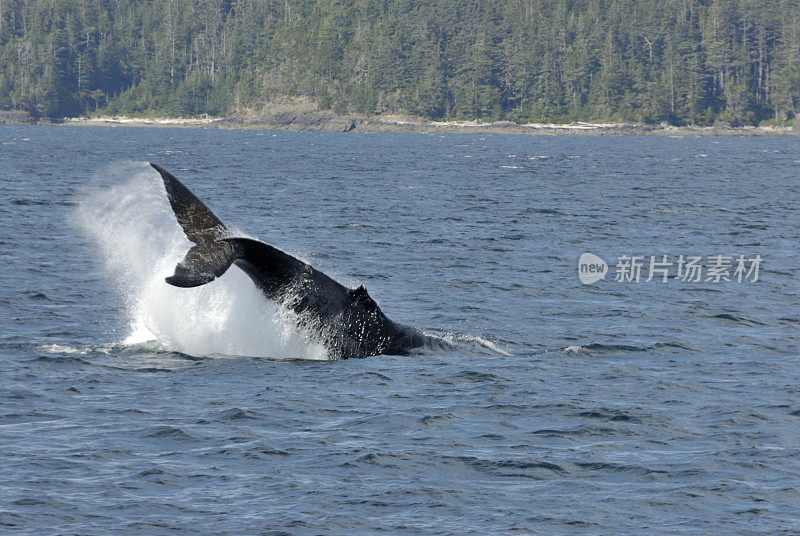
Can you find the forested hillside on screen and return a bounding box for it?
[1,0,799,125]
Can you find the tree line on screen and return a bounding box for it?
[1,0,799,125]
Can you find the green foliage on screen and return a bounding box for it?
[1,0,799,125]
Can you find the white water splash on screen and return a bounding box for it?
[38,344,87,355]
[436,332,513,357]
[75,161,328,360]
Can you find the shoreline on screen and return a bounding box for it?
[2,110,797,136]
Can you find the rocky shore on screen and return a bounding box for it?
[2,105,797,136]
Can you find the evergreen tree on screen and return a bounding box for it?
[0,0,798,125]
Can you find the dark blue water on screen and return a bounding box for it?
[1,125,798,535]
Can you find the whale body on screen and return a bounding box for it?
[150,163,447,359]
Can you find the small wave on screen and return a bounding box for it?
[340,452,403,468]
[0,412,64,425]
[34,354,92,366]
[563,343,646,355]
[38,343,87,355]
[144,425,196,441]
[522,207,566,216]
[443,370,508,385]
[437,332,512,356]
[5,290,56,302]
[135,467,168,477]
[574,409,642,423]
[561,341,690,356]
[11,198,76,206]
[710,313,766,326]
[419,413,455,425]
[197,408,260,423]
[574,461,667,477]
[241,446,291,459]
[356,371,393,382]
[12,497,52,507]
[500,233,526,240]
[131,366,178,373]
[475,433,505,440]
[450,455,567,478]
[529,428,573,437]
[38,341,184,363]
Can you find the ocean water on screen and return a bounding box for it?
[0,125,798,535]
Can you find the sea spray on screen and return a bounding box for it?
[75,161,328,360]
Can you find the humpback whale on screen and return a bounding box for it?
[150,163,448,359]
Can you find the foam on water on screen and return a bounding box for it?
[38,344,87,355]
[436,332,513,356]
[75,161,328,360]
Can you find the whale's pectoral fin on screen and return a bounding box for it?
[166,241,239,288]
[150,163,229,244]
